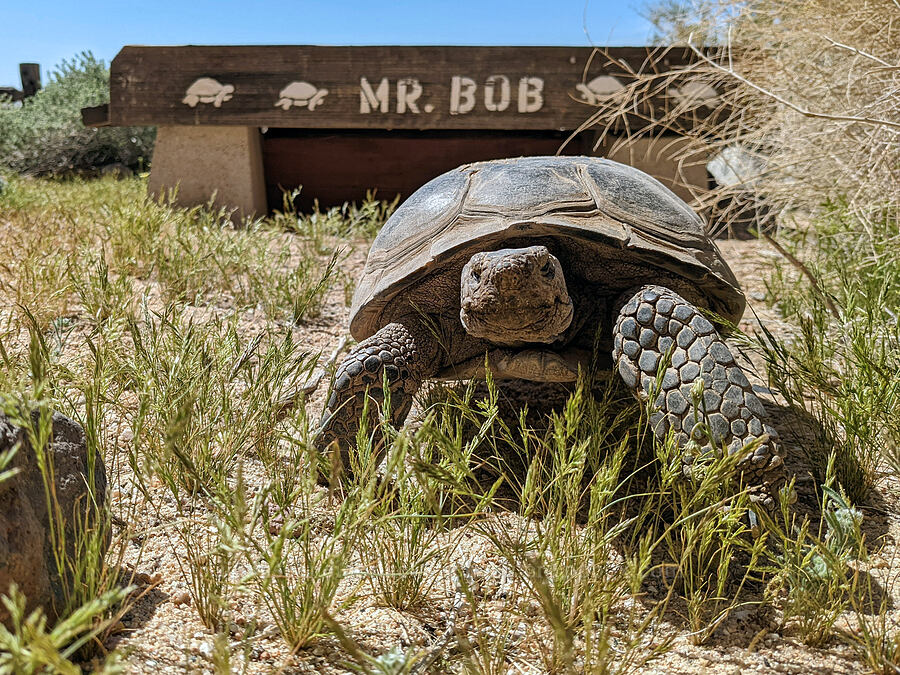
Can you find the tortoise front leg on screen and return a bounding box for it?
[317,321,440,480]
[612,285,787,514]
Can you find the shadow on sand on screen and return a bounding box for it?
[412,375,893,640]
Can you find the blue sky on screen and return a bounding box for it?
[1,0,654,87]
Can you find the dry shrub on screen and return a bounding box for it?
[577,0,900,230]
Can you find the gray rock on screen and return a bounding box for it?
[0,411,107,627]
[706,145,766,190]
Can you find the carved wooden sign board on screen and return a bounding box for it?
[109,45,712,130]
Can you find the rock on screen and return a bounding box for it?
[707,145,766,190]
[0,411,107,626]
[706,145,773,238]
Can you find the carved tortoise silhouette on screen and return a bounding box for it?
[275,81,328,111]
[182,78,234,108]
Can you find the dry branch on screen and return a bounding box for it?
[580,0,900,234]
[276,336,349,415]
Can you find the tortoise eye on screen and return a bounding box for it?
[541,261,555,278]
[471,267,481,282]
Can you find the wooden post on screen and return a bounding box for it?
[19,63,40,98]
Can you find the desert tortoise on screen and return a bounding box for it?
[318,156,786,511]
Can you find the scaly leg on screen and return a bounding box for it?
[612,285,787,513]
[317,322,439,479]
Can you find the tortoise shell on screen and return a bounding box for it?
[350,156,744,340]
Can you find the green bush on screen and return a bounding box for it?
[0,52,154,175]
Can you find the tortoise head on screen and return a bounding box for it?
[460,245,574,346]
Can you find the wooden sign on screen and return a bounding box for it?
[109,45,710,130]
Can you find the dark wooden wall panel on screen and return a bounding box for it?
[110,45,704,130]
[263,130,590,210]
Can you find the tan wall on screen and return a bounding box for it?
[148,126,267,220]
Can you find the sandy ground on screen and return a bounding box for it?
[85,236,899,674]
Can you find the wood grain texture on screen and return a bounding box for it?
[19,63,41,98]
[109,45,699,130]
[262,129,591,209]
[81,104,110,127]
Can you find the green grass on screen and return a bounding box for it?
[753,204,900,503]
[273,187,399,246]
[0,175,897,672]
[0,175,382,670]
[0,175,341,329]
[0,585,128,674]
[740,203,900,665]
[357,436,451,611]
[0,321,137,673]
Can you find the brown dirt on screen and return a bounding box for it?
[89,236,900,674]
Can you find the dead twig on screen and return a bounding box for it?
[762,232,841,321]
[409,565,470,675]
[685,40,900,132]
[276,336,349,415]
[821,36,893,67]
